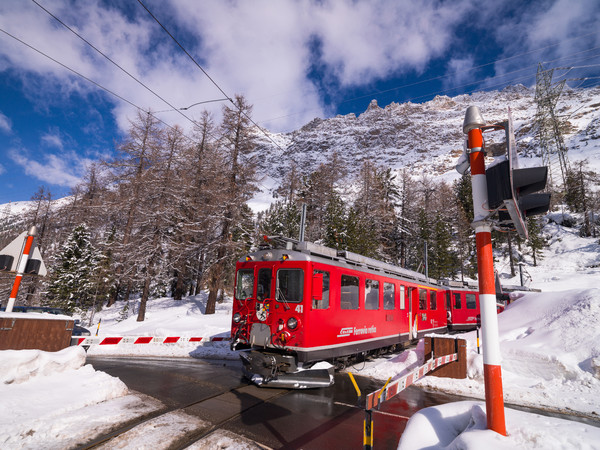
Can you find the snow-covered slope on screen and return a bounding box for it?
[252,85,600,188]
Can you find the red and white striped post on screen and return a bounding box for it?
[463,106,507,436]
[6,226,37,313]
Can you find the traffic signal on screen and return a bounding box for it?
[486,159,551,239]
[485,109,551,240]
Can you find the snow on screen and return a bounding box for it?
[2,218,600,448]
[0,347,164,449]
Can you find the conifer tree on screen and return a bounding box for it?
[45,224,101,313]
[323,192,347,249]
[526,216,547,266]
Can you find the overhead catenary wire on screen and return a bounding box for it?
[29,0,229,129]
[135,0,289,155]
[257,33,600,129]
[0,26,274,194]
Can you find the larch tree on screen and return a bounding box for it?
[205,95,257,315]
[104,111,164,308]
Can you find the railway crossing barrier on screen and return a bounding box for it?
[350,337,467,449]
[71,335,231,346]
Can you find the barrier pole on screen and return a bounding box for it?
[466,115,507,436]
[364,409,373,450]
[6,226,37,313]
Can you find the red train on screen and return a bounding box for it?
[230,237,483,388]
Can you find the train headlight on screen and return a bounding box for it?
[233,313,242,323]
[287,317,298,330]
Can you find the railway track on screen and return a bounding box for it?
[78,381,288,449]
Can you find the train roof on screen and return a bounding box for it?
[243,236,439,285]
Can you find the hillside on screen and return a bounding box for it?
[251,84,600,195]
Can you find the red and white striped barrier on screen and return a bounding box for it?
[72,336,231,346]
[366,353,458,410]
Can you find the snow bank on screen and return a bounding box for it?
[0,346,86,384]
[0,347,162,449]
[398,401,600,450]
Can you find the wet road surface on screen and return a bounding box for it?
[87,356,476,449]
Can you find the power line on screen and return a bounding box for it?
[135,0,288,154]
[0,27,215,154]
[30,0,229,129]
[0,25,274,195]
[135,0,232,105]
[256,32,600,128]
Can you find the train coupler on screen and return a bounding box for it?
[240,350,334,389]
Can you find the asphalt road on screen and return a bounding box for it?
[87,356,473,449]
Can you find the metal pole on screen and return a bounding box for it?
[518,263,524,287]
[464,106,507,436]
[6,226,37,313]
[299,203,307,242]
[424,241,429,279]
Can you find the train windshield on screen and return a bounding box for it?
[236,269,254,300]
[257,268,272,301]
[276,269,304,303]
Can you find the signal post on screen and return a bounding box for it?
[463,106,507,436]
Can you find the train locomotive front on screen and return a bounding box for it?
[230,240,335,388]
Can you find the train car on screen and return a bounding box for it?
[443,282,481,332]
[230,237,464,388]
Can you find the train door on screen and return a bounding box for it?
[397,284,410,337]
[408,287,419,339]
[309,267,332,345]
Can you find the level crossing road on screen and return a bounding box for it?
[85,356,474,449]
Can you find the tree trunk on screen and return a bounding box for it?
[173,262,186,300]
[193,253,204,295]
[107,283,120,307]
[507,233,515,277]
[205,265,221,315]
[137,275,151,321]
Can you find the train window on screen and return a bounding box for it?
[312,270,330,309]
[454,293,462,309]
[419,289,428,310]
[340,275,359,310]
[445,292,451,310]
[430,291,437,310]
[276,269,304,303]
[365,279,379,310]
[400,285,406,310]
[257,268,271,301]
[384,283,395,310]
[236,269,254,300]
[466,293,477,309]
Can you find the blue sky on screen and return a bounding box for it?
[0,0,599,203]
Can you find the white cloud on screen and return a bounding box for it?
[491,0,600,82]
[41,131,64,150]
[0,163,5,175]
[9,148,90,188]
[1,0,598,139]
[0,111,12,133]
[0,0,479,134]
[443,57,476,92]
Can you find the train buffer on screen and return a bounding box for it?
[351,336,467,449]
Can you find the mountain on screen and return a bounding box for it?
[250,84,600,191]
